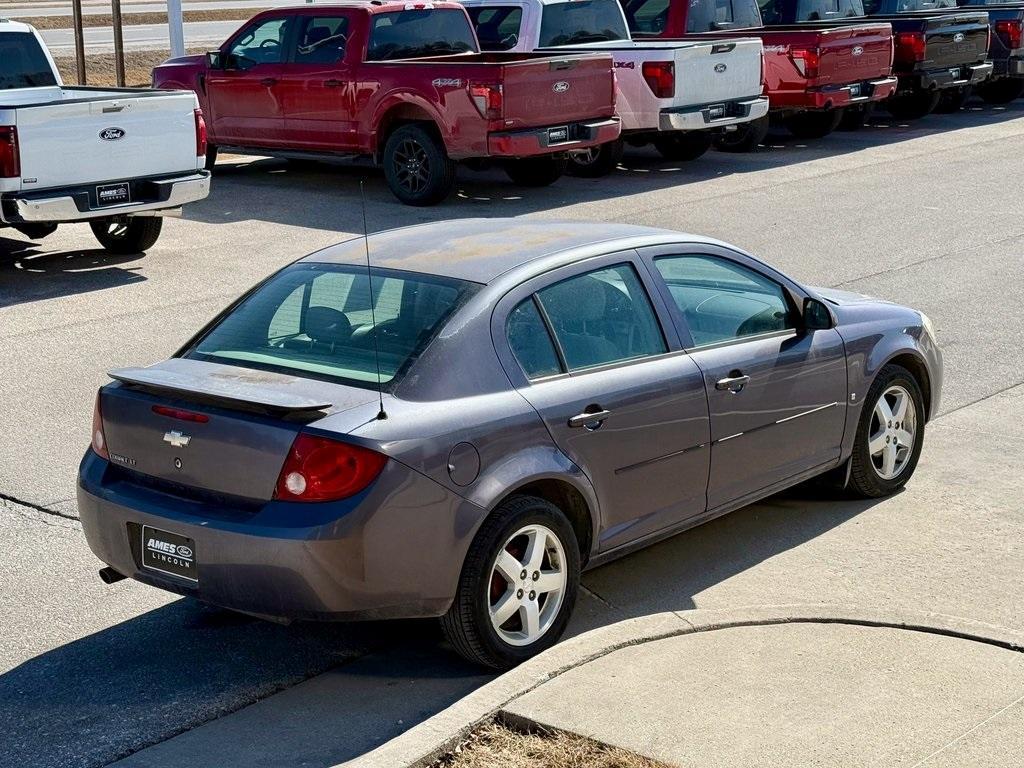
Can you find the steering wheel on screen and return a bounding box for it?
[260,38,280,48]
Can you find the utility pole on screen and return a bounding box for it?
[168,0,185,59]
[111,0,126,87]
[71,0,86,84]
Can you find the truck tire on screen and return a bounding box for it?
[978,78,1024,104]
[784,108,844,139]
[205,145,218,171]
[713,116,769,153]
[504,156,567,187]
[382,124,457,206]
[885,89,940,120]
[90,217,163,254]
[566,139,623,177]
[934,86,972,113]
[838,104,874,131]
[653,131,712,161]
[12,223,58,240]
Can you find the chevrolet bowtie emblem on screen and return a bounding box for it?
[163,430,191,448]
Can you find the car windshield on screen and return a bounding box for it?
[366,9,479,60]
[539,0,630,46]
[0,32,59,90]
[184,264,479,389]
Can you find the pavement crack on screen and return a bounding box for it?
[908,691,1024,767]
[0,491,79,521]
[579,584,614,609]
[933,382,1024,422]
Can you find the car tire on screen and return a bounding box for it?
[977,78,1024,105]
[713,116,769,153]
[838,104,874,131]
[785,109,844,139]
[440,495,580,670]
[382,123,457,206]
[90,217,163,254]
[886,89,941,120]
[653,131,713,161]
[504,156,567,187]
[847,363,926,498]
[205,144,218,172]
[566,139,623,177]
[934,86,972,113]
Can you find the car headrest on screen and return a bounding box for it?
[305,306,352,347]
[543,276,608,325]
[305,26,331,46]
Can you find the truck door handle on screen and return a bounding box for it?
[568,408,612,429]
[324,79,343,87]
[716,373,750,393]
[260,77,278,86]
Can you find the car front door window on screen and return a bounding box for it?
[229,17,292,68]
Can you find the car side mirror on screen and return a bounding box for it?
[803,297,834,330]
[207,50,223,69]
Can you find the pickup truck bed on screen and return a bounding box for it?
[943,1,1024,103]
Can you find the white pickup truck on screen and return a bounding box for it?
[0,19,210,254]
[460,0,768,175]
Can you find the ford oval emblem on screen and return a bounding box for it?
[99,127,125,141]
[852,45,864,56]
[953,32,965,42]
[552,80,570,93]
[714,62,727,73]
[177,546,193,558]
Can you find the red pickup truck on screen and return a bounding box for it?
[622,0,898,150]
[152,3,620,205]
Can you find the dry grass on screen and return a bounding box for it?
[54,48,206,88]
[433,721,671,768]
[10,8,265,30]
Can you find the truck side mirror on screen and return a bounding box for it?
[207,51,223,69]
[803,297,834,330]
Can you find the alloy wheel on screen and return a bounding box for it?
[868,384,917,480]
[392,138,430,194]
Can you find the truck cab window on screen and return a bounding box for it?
[538,0,630,46]
[621,0,671,35]
[0,32,59,89]
[228,17,292,67]
[795,0,865,20]
[466,6,524,51]
[367,9,478,60]
[685,0,762,31]
[294,16,350,64]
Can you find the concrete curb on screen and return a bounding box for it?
[342,604,1024,768]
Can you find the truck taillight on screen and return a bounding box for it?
[92,392,109,460]
[896,31,926,63]
[194,108,208,157]
[641,61,674,98]
[0,126,20,179]
[274,434,387,502]
[996,20,1022,51]
[789,47,820,80]
[469,83,503,120]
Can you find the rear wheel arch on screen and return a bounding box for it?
[374,103,445,162]
[489,478,596,566]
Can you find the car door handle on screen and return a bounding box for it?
[260,77,278,86]
[715,374,750,392]
[324,79,343,87]
[568,409,612,429]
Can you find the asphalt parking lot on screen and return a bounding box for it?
[2,102,1023,768]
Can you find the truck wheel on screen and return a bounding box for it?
[977,78,1024,104]
[383,124,457,206]
[205,145,218,172]
[90,217,163,254]
[504,156,567,187]
[934,86,972,113]
[12,223,58,240]
[440,494,580,669]
[885,90,941,120]
[567,139,623,178]
[838,104,874,131]
[785,109,844,139]
[713,116,769,153]
[653,131,712,161]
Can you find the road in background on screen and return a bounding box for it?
[39,19,242,53]
[1,1,294,17]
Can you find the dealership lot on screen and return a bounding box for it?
[2,104,1024,767]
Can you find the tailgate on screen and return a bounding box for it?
[672,38,764,105]
[816,24,894,84]
[15,90,198,191]
[500,54,614,129]
[923,12,991,67]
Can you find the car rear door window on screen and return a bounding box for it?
[507,298,563,379]
[653,254,795,347]
[467,6,525,50]
[293,15,350,63]
[536,264,667,371]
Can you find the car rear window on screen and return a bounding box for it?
[184,264,479,389]
[538,0,630,46]
[685,0,761,32]
[366,9,479,60]
[466,6,525,51]
[781,0,865,21]
[0,32,58,90]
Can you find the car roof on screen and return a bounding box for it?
[301,218,711,284]
[0,19,34,33]
[260,2,467,15]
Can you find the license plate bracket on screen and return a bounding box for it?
[849,83,862,97]
[708,103,727,120]
[547,125,569,144]
[96,182,130,207]
[141,525,198,582]
[949,67,963,81]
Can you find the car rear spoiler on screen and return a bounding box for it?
[108,366,333,417]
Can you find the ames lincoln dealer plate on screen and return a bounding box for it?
[141,525,198,582]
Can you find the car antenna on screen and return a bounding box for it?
[360,181,387,421]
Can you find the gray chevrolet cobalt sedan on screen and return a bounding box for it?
[79,219,942,668]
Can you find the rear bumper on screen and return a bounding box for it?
[658,96,769,132]
[992,55,1024,78]
[77,451,481,622]
[797,76,899,111]
[912,61,993,91]
[0,171,210,225]
[487,117,621,157]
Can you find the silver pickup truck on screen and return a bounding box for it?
[0,19,210,253]
[460,0,768,174]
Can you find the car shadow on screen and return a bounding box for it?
[0,244,147,308]
[1,486,882,768]
[184,100,1024,234]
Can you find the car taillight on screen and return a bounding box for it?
[469,83,503,120]
[896,31,926,64]
[274,434,387,503]
[996,19,1022,50]
[92,392,109,460]
[194,108,208,157]
[152,405,209,423]
[0,126,20,179]
[641,61,674,98]
[789,47,820,80]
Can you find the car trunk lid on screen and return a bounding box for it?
[814,24,894,84]
[498,53,616,129]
